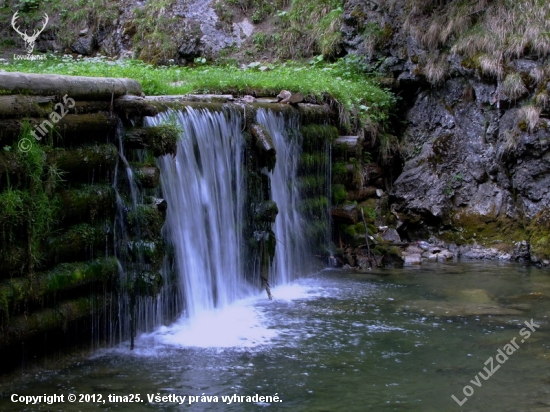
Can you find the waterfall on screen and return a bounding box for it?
[151,107,251,318]
[141,105,327,333]
[255,109,310,285]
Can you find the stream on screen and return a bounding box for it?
[1,261,549,411]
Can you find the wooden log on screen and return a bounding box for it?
[0,295,109,347]
[0,95,111,119]
[145,94,234,103]
[250,123,275,153]
[47,223,112,264]
[53,144,118,171]
[115,95,159,118]
[0,257,118,318]
[58,185,116,225]
[0,113,117,147]
[73,100,112,114]
[123,126,179,157]
[53,144,118,183]
[134,165,160,189]
[0,95,55,119]
[0,72,143,100]
[52,113,117,144]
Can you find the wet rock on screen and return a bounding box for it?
[458,244,512,260]
[404,245,423,255]
[71,35,96,55]
[277,90,291,102]
[453,289,494,304]
[347,186,377,201]
[356,255,371,269]
[381,252,404,268]
[404,254,422,265]
[332,203,359,224]
[512,240,531,261]
[380,228,401,243]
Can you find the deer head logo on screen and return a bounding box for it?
[11,12,49,54]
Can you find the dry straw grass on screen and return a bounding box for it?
[535,91,549,109]
[502,72,528,100]
[518,104,541,133]
[425,54,448,85]
[407,0,550,82]
[530,66,546,85]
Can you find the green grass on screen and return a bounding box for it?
[4,55,396,131]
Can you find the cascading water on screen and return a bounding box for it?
[255,109,310,285]
[150,107,252,318]
[138,105,329,345]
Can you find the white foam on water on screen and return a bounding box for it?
[135,281,322,350]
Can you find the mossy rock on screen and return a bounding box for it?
[442,212,526,248]
[527,210,550,260]
[127,204,165,241]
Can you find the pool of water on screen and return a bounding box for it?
[1,261,550,411]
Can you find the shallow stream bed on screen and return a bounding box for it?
[1,261,550,411]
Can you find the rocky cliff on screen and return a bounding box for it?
[341,0,550,264]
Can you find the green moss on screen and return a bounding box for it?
[0,126,62,274]
[332,184,347,204]
[440,212,526,249]
[127,205,165,241]
[527,210,550,260]
[300,125,339,151]
[0,257,118,320]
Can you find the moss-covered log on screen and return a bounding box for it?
[134,165,160,188]
[0,95,112,119]
[0,95,55,119]
[0,295,110,347]
[127,204,166,240]
[0,257,118,319]
[52,113,118,145]
[58,186,116,225]
[114,95,160,118]
[53,144,118,182]
[0,113,117,146]
[145,94,235,103]
[0,72,142,100]
[47,223,112,264]
[72,101,112,114]
[124,126,179,157]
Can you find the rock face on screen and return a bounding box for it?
[341,0,550,262]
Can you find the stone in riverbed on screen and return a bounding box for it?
[404,254,422,265]
[400,300,524,317]
[380,228,401,243]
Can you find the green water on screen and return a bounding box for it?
[1,261,549,411]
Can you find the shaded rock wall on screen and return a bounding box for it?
[341,0,550,263]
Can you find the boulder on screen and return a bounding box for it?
[404,254,422,265]
[71,35,96,55]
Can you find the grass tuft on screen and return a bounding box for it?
[477,54,503,79]
[517,104,541,133]
[425,54,448,85]
[501,72,527,100]
[535,90,549,109]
